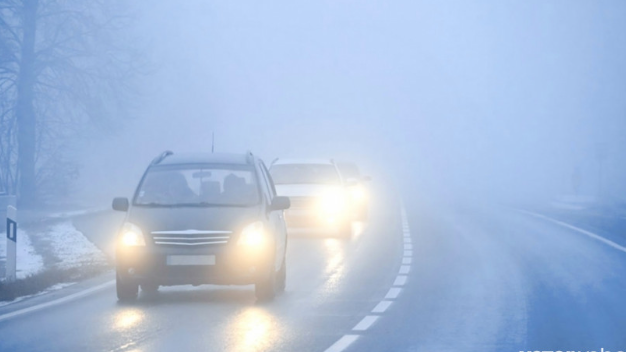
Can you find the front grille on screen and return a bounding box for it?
[151,230,232,246]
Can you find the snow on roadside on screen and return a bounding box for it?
[45,221,108,269]
[0,229,44,280]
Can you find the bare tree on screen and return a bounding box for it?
[0,0,143,205]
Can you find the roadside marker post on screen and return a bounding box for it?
[6,205,17,282]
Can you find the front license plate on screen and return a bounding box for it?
[166,255,215,266]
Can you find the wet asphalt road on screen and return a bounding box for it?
[1,194,626,352]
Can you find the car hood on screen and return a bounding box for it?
[275,184,343,198]
[125,205,261,233]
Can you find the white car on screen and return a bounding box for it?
[269,158,353,236]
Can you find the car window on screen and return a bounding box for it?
[270,164,340,185]
[134,164,260,206]
[337,163,361,179]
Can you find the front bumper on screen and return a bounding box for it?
[116,244,272,286]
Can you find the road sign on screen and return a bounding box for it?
[5,205,17,282]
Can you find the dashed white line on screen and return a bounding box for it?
[385,287,402,299]
[324,206,410,352]
[399,265,411,274]
[353,315,380,331]
[393,275,407,286]
[324,335,360,352]
[372,300,393,313]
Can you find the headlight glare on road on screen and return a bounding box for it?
[238,221,265,247]
[120,223,145,246]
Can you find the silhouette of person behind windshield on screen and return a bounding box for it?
[142,171,196,204]
[222,173,248,204]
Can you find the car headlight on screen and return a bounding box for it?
[349,185,367,203]
[238,221,266,246]
[119,222,145,247]
[318,191,347,215]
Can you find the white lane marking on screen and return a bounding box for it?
[353,315,380,331]
[324,335,360,352]
[399,265,411,274]
[393,275,407,286]
[385,287,402,299]
[326,206,408,352]
[372,300,393,313]
[519,209,626,254]
[0,280,114,322]
[404,243,413,250]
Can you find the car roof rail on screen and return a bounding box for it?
[271,158,279,165]
[151,150,173,165]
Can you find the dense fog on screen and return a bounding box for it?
[72,0,626,206]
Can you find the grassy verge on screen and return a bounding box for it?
[0,264,110,302]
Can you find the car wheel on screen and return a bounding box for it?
[116,272,138,301]
[255,265,277,302]
[276,257,286,293]
[140,283,159,294]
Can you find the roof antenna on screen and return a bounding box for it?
[211,132,215,153]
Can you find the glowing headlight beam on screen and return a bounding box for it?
[318,192,347,215]
[349,185,367,202]
[119,223,145,246]
[238,221,265,246]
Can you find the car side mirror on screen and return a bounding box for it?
[112,197,129,212]
[270,196,290,211]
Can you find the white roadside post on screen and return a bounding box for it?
[5,205,17,282]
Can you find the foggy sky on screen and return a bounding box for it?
[75,0,626,204]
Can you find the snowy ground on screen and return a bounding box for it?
[43,221,108,269]
[0,229,44,280]
[1,220,107,281]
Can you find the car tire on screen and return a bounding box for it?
[140,283,159,294]
[116,272,138,301]
[255,265,277,302]
[276,257,286,293]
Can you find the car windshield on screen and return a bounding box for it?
[270,164,340,185]
[133,164,260,206]
[336,163,361,179]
